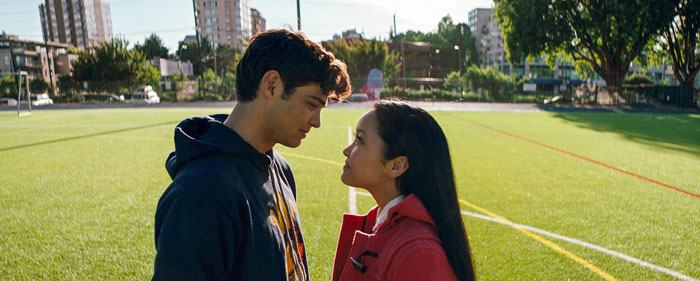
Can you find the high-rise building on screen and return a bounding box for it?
[193,0,251,47]
[468,8,505,69]
[250,8,266,35]
[39,0,113,49]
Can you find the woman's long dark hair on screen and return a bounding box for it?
[373,100,476,281]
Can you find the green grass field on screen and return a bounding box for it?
[1,107,699,280]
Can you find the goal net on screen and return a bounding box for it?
[12,71,31,116]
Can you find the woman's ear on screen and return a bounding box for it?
[386,156,409,179]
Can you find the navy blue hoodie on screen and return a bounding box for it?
[152,114,309,281]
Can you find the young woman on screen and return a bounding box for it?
[333,100,477,281]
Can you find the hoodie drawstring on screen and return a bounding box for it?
[269,161,308,281]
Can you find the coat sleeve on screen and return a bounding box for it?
[384,246,458,281]
[152,192,237,281]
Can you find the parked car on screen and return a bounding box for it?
[1,98,17,106]
[19,94,54,106]
[129,86,160,104]
[350,93,369,103]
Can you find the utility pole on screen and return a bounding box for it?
[393,14,397,39]
[296,0,301,30]
[395,14,406,89]
[192,0,204,100]
[401,36,406,89]
[213,42,217,95]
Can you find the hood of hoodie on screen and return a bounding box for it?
[165,114,272,179]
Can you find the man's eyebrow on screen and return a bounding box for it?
[356,129,366,136]
[307,95,327,108]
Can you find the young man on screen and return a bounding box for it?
[152,30,351,281]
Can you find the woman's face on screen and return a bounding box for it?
[341,111,392,190]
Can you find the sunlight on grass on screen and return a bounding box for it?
[1,108,698,280]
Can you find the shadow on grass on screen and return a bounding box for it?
[0,120,179,153]
[548,111,700,155]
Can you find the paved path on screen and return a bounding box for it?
[3,100,698,114]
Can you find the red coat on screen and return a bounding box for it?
[332,194,457,281]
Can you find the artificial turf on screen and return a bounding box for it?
[0,107,698,280]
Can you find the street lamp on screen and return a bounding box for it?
[454,45,463,99]
[179,44,187,77]
[454,45,461,74]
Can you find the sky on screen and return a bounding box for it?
[0,0,494,52]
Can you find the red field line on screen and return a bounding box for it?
[446,113,700,199]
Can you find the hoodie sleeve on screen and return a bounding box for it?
[152,192,237,281]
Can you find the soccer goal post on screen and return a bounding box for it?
[11,71,31,116]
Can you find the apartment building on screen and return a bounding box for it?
[468,8,507,70]
[193,0,252,47]
[39,0,113,50]
[250,8,266,35]
[0,33,72,94]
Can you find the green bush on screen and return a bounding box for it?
[624,74,654,85]
[160,91,177,102]
[185,91,233,102]
[464,66,516,102]
[443,72,463,91]
[381,88,461,101]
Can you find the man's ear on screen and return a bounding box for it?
[386,156,409,179]
[259,70,282,100]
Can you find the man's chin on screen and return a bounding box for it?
[278,139,302,148]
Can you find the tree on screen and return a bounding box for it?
[206,44,242,75]
[494,0,677,95]
[662,0,700,88]
[324,39,400,91]
[134,34,169,60]
[72,38,159,94]
[201,68,221,93]
[57,75,78,94]
[0,75,17,97]
[443,71,463,91]
[29,78,49,94]
[177,37,213,76]
[222,71,236,99]
[399,15,479,78]
[137,62,161,90]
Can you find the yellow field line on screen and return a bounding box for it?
[282,152,618,280]
[459,199,618,281]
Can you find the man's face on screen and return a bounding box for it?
[267,83,326,148]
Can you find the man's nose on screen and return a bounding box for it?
[310,110,321,128]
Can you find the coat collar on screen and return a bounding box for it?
[332,194,436,281]
[381,194,435,230]
[342,194,435,234]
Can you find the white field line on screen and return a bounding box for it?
[347,166,696,279]
[347,126,357,215]
[460,210,699,281]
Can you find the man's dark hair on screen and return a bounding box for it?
[235,29,351,102]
